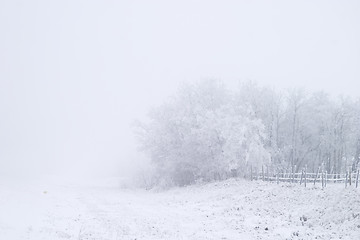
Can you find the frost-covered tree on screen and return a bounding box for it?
[135,80,269,186]
[232,82,360,174]
[134,80,360,187]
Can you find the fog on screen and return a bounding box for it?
[1,0,359,181]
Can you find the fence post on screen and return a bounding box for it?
[276,171,279,184]
[349,168,352,186]
[325,171,327,187]
[250,165,253,181]
[314,166,320,186]
[321,170,324,189]
[304,165,307,187]
[300,170,304,185]
[292,165,295,183]
[345,171,348,188]
[262,165,264,181]
[356,170,359,188]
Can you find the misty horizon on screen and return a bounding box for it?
[1,0,360,180]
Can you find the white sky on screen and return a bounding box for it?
[0,0,359,179]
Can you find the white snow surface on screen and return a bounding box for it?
[1,177,359,240]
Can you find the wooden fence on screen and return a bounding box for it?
[250,167,360,188]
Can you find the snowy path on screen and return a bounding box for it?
[1,179,359,240]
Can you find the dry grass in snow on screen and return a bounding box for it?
[1,178,359,240]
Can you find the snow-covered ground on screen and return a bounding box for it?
[1,177,359,240]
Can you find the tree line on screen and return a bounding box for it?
[135,80,360,187]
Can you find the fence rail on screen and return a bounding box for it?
[250,168,359,188]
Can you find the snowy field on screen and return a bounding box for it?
[1,178,359,240]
